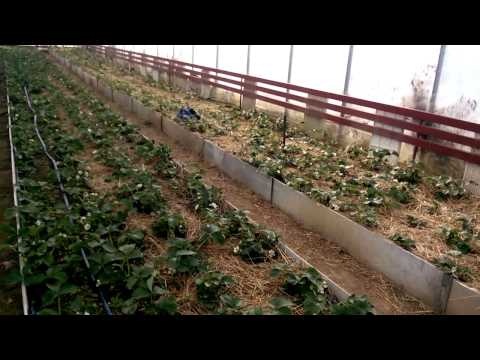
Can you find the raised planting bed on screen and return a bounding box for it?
[0,46,374,316]
[52,47,480,314]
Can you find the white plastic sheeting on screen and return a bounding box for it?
[174,45,193,63]
[217,45,248,74]
[250,45,290,82]
[348,45,440,107]
[436,45,480,124]
[291,45,349,93]
[193,45,217,68]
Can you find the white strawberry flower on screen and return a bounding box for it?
[35,220,42,226]
[233,246,240,254]
[84,223,91,231]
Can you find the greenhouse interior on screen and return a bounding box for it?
[0,44,479,316]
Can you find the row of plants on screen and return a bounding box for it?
[2,47,373,315]
[57,47,480,290]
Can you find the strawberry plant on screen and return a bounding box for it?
[270,297,295,315]
[389,233,416,251]
[186,174,222,217]
[216,294,243,315]
[152,212,187,240]
[286,176,313,193]
[362,148,394,171]
[195,271,233,310]
[330,295,373,315]
[217,209,255,239]
[391,165,423,185]
[441,217,479,255]
[356,207,378,228]
[387,185,412,204]
[433,256,473,282]
[164,238,205,275]
[310,188,338,207]
[234,228,279,263]
[196,224,226,248]
[429,176,467,201]
[406,215,427,228]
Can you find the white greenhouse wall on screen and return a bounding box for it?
[349,45,440,107]
[291,45,349,93]
[194,45,217,68]
[217,45,248,74]
[435,45,480,126]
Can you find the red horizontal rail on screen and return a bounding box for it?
[85,45,480,165]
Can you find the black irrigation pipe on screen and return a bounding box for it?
[23,85,112,315]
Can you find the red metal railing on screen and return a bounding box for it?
[84,45,480,166]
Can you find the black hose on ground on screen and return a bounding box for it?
[24,86,112,316]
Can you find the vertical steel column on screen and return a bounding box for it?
[170,46,176,87]
[246,45,251,75]
[241,45,252,108]
[337,45,354,141]
[187,45,195,90]
[413,45,446,161]
[429,45,446,114]
[282,45,295,147]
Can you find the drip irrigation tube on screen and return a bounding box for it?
[23,86,112,315]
